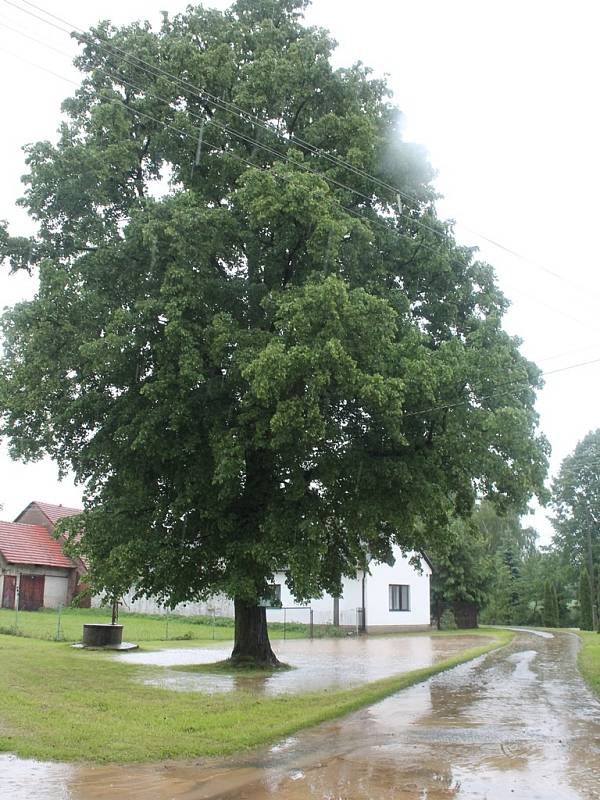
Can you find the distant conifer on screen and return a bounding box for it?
[579,567,594,631]
[543,580,559,627]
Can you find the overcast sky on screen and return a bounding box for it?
[1,0,599,541]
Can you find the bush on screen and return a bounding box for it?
[439,610,458,630]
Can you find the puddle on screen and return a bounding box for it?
[502,627,555,640]
[0,755,72,800]
[114,634,489,695]
[3,632,599,799]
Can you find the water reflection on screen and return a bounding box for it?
[3,632,599,799]
[116,634,487,695]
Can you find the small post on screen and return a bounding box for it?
[14,578,19,634]
[212,608,216,640]
[165,608,170,641]
[284,607,287,640]
[310,608,314,640]
[55,603,63,641]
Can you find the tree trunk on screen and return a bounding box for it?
[230,599,281,667]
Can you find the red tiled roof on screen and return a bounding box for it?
[0,521,75,568]
[31,501,83,525]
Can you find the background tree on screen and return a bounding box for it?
[579,566,594,631]
[542,580,559,627]
[0,0,548,664]
[476,501,539,625]
[430,515,494,628]
[552,429,600,632]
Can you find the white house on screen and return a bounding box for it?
[120,546,432,633]
[267,546,431,633]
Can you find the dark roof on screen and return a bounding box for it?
[419,551,434,572]
[0,521,75,568]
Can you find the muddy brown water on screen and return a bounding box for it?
[113,634,487,694]
[2,631,600,799]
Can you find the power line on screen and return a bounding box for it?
[402,355,600,420]
[1,49,598,425]
[1,0,451,245]
[535,342,600,365]
[4,29,600,372]
[0,22,600,368]
[6,0,600,307]
[5,19,600,341]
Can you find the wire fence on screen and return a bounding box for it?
[0,605,316,643]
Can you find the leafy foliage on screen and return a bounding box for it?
[542,580,559,628]
[0,1,548,619]
[579,567,594,631]
[430,514,494,626]
[552,429,600,629]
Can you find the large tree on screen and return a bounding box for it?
[552,429,600,632]
[0,0,548,664]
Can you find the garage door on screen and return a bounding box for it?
[2,575,16,609]
[19,575,45,611]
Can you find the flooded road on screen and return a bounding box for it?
[115,633,487,694]
[2,630,600,799]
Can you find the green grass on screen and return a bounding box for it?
[0,606,308,643]
[577,630,600,697]
[0,627,512,763]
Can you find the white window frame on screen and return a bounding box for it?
[389,584,410,612]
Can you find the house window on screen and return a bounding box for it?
[389,584,410,611]
[272,584,281,604]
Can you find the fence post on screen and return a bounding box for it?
[310,608,314,639]
[283,607,286,640]
[55,603,63,641]
[14,580,19,634]
[165,608,170,641]
[212,608,216,640]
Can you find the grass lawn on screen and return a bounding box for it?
[0,627,512,763]
[0,606,308,643]
[577,630,600,697]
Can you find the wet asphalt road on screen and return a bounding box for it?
[2,630,600,799]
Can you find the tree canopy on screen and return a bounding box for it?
[552,429,600,631]
[0,0,548,661]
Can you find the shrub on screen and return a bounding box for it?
[439,610,458,630]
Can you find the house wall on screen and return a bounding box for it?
[364,548,431,631]
[0,554,72,608]
[102,549,431,632]
[270,549,430,631]
[268,572,359,626]
[107,590,235,618]
[14,504,53,533]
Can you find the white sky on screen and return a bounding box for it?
[1,0,599,542]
